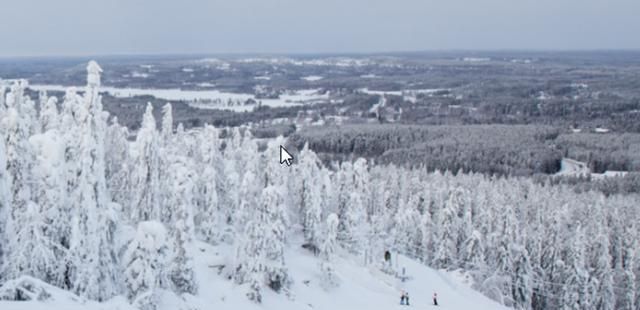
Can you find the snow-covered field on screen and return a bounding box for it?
[0,241,507,310]
[556,158,628,179]
[28,85,330,112]
[358,88,452,103]
[359,88,403,97]
[301,75,324,81]
[233,57,377,67]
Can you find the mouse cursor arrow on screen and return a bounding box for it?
[280,145,293,166]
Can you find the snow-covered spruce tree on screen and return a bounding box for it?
[3,199,59,283]
[124,221,169,310]
[367,166,398,263]
[132,103,161,222]
[234,184,289,302]
[462,230,486,278]
[409,195,427,259]
[418,209,434,265]
[1,83,42,281]
[512,244,533,310]
[433,188,461,269]
[166,155,198,295]
[157,103,175,225]
[591,232,615,310]
[336,161,371,257]
[39,96,60,132]
[616,228,636,310]
[0,82,6,114]
[0,129,9,280]
[352,158,372,216]
[196,125,222,244]
[264,137,294,208]
[105,116,131,207]
[161,103,173,143]
[393,197,421,258]
[59,87,83,289]
[341,191,368,255]
[589,203,615,310]
[169,217,198,295]
[262,185,290,293]
[465,230,492,303]
[3,81,34,218]
[217,128,242,236]
[0,86,7,273]
[319,213,340,289]
[494,195,518,305]
[234,207,265,302]
[561,223,590,310]
[29,130,68,286]
[20,81,40,137]
[234,143,262,233]
[298,143,323,254]
[67,62,119,301]
[237,127,256,178]
[380,165,401,217]
[455,189,473,263]
[351,161,376,260]
[530,194,563,310]
[336,161,353,240]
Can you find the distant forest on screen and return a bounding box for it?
[290,124,640,176]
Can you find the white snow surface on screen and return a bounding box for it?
[359,88,451,103]
[462,57,491,62]
[0,241,506,310]
[556,158,591,177]
[28,85,329,112]
[233,57,376,67]
[592,170,628,179]
[0,277,135,310]
[359,88,403,96]
[556,158,628,179]
[130,71,150,79]
[29,84,252,102]
[301,75,323,81]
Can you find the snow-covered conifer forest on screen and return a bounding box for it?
[0,62,639,310]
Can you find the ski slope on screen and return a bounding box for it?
[0,240,507,310]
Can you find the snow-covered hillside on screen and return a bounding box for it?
[0,240,506,310]
[1,62,639,310]
[189,242,508,310]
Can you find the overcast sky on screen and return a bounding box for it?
[2,0,639,57]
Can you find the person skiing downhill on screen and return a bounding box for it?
[433,292,438,306]
[400,290,410,306]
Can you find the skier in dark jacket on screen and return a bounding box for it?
[433,292,438,306]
